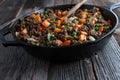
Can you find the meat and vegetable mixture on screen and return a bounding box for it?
[15,7,112,47]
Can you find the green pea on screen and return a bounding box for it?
[98,15,102,19]
[67,23,72,27]
[35,42,40,46]
[45,11,49,17]
[68,30,73,34]
[95,23,99,27]
[51,26,57,29]
[72,32,77,39]
[40,13,44,17]
[50,34,55,40]
[95,24,99,30]
[105,26,110,30]
[72,32,76,35]
[84,9,88,12]
[46,40,50,45]
[95,27,98,31]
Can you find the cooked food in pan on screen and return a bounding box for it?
[15,7,112,47]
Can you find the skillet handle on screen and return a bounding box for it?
[0,27,21,47]
[110,2,120,11]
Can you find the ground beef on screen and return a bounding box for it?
[15,7,112,47]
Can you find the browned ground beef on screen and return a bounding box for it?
[15,7,112,47]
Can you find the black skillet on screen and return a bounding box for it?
[0,3,120,59]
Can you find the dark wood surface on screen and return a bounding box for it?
[0,0,120,80]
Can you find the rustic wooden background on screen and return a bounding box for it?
[0,0,120,80]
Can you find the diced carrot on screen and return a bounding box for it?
[55,39,63,46]
[60,25,65,29]
[51,13,57,17]
[79,19,86,24]
[97,11,101,14]
[35,14,42,23]
[57,10,62,16]
[31,13,42,23]
[75,24,83,29]
[62,10,67,16]
[31,14,36,18]
[98,26,104,32]
[22,28,28,34]
[79,34,87,43]
[54,28,61,33]
[62,40,71,46]
[80,11,88,18]
[72,23,76,27]
[60,17,67,22]
[42,20,50,27]
[37,26,43,31]
[80,31,88,35]
[56,20,62,26]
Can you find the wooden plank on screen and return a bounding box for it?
[33,0,55,8]
[114,23,120,45]
[0,46,49,80]
[71,0,81,4]
[82,59,96,80]
[90,0,120,46]
[0,0,48,80]
[63,0,72,4]
[45,36,120,80]
[113,9,120,46]
[0,0,6,5]
[47,62,83,80]
[54,0,65,5]
[0,0,50,80]
[89,1,120,79]
[0,0,26,25]
[91,36,120,80]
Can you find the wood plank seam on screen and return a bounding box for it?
[9,0,27,29]
[0,0,7,5]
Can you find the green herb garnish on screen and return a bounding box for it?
[95,23,99,30]
[68,30,73,34]
[72,32,77,39]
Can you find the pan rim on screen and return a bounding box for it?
[12,4,119,48]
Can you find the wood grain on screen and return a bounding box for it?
[45,37,120,80]
[0,0,6,5]
[0,0,27,25]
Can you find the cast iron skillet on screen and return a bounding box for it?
[0,3,120,59]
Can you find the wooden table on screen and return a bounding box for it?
[0,0,120,80]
